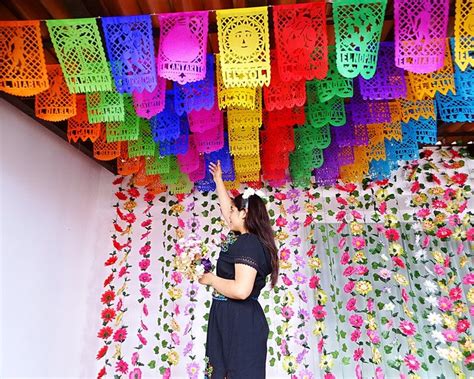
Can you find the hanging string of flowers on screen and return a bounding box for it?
[129,189,156,379]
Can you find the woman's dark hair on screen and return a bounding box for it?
[233,193,279,288]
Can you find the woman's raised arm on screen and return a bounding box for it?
[209,160,232,227]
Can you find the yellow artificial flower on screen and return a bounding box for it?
[459,255,468,268]
[171,318,180,332]
[412,193,428,206]
[280,260,292,270]
[276,231,289,241]
[435,213,446,225]
[367,314,377,330]
[167,350,179,365]
[316,289,328,305]
[112,343,121,359]
[123,199,136,211]
[116,282,127,297]
[461,336,473,352]
[376,189,388,202]
[282,355,297,374]
[170,204,184,215]
[319,354,334,370]
[428,187,444,196]
[350,221,364,235]
[284,291,295,306]
[407,337,417,353]
[409,375,421,379]
[432,250,444,264]
[446,201,458,214]
[308,257,322,270]
[313,321,325,336]
[394,273,409,286]
[452,227,466,241]
[403,304,414,320]
[168,287,183,301]
[451,364,465,379]
[348,195,360,205]
[305,203,316,214]
[115,311,124,326]
[467,288,474,304]
[355,280,372,295]
[353,250,367,263]
[389,242,404,256]
[372,347,382,365]
[384,214,398,228]
[446,347,463,363]
[422,220,436,232]
[442,314,457,329]
[453,302,467,317]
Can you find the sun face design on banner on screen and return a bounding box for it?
[216,7,271,88]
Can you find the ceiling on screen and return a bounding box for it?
[1,0,472,175]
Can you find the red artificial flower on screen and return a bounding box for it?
[124,213,136,224]
[430,174,441,185]
[274,192,287,201]
[128,187,140,198]
[101,308,116,323]
[335,211,346,222]
[306,245,316,257]
[375,179,389,186]
[436,227,452,239]
[450,149,460,158]
[141,219,152,228]
[116,207,125,220]
[336,196,348,206]
[113,222,124,233]
[112,176,124,185]
[97,366,107,379]
[456,319,470,333]
[449,287,463,301]
[303,215,313,227]
[97,326,113,339]
[451,173,468,186]
[103,273,114,287]
[143,192,155,203]
[101,290,115,305]
[115,191,127,201]
[104,255,117,267]
[276,216,288,227]
[422,149,434,158]
[385,228,400,242]
[113,239,124,251]
[392,256,406,269]
[312,305,327,320]
[176,194,185,202]
[410,181,421,193]
[96,345,108,360]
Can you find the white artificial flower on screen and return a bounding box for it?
[426,295,438,307]
[381,254,389,262]
[415,249,426,261]
[195,265,205,278]
[427,312,442,326]
[384,303,395,311]
[432,330,446,344]
[436,347,450,360]
[424,280,438,294]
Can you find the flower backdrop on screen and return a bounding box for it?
[94,147,473,379]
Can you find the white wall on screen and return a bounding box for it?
[0,98,113,378]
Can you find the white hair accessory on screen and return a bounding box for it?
[242,188,267,201]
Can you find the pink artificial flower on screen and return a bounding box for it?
[470,305,474,317]
[276,216,288,227]
[129,368,142,379]
[465,353,474,365]
[352,237,366,249]
[141,320,148,331]
[375,367,385,379]
[171,271,182,284]
[438,296,454,312]
[113,327,128,342]
[171,332,180,345]
[275,192,287,201]
[131,352,139,366]
[280,248,291,261]
[340,252,351,265]
[433,199,447,209]
[422,235,430,248]
[336,211,346,222]
[143,303,149,316]
[338,237,347,249]
[282,275,293,286]
[442,329,459,342]
[309,276,320,289]
[434,264,446,276]
[399,320,416,336]
[379,269,392,280]
[139,273,152,283]
[317,337,324,353]
[355,265,369,275]
[416,208,430,218]
[343,266,355,277]
[346,298,357,311]
[367,329,381,344]
[139,258,151,271]
[280,339,288,355]
[392,256,406,269]
[351,210,363,220]
[404,354,420,371]
[336,196,348,205]
[367,298,374,312]
[178,218,185,228]
[448,215,461,227]
[344,281,355,293]
[116,359,129,374]
[162,367,171,379]
[349,314,364,328]
[463,273,474,285]
[281,306,294,320]
[137,332,148,346]
[353,347,364,361]
[467,228,474,241]
[324,374,336,379]
[401,288,409,303]
[379,201,387,214]
[117,298,123,311]
[139,244,151,255]
[140,287,151,299]
[351,329,361,342]
[356,364,362,379]
[312,305,327,320]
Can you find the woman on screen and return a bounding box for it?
[198,160,279,378]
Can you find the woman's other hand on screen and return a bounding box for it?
[198,272,215,286]
[209,160,223,182]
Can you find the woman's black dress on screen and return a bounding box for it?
[205,232,272,378]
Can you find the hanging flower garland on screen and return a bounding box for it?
[304,187,334,379]
[96,176,126,378]
[129,190,156,379]
[402,148,474,376]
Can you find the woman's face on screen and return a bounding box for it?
[229,203,246,232]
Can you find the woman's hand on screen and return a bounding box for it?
[198,272,214,286]
[209,160,223,182]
